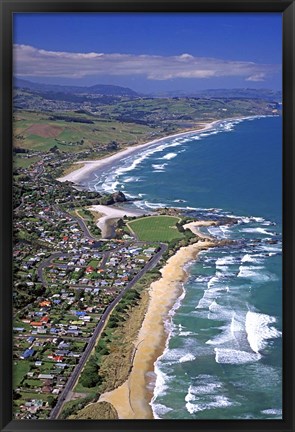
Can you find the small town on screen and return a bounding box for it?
[1,8,285,424]
[13,151,167,419]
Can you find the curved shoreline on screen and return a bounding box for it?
[56,121,219,184]
[88,204,146,238]
[98,236,217,419]
[54,114,277,419]
[56,115,264,186]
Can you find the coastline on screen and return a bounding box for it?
[183,220,217,239]
[53,113,280,419]
[56,115,271,187]
[98,235,217,419]
[88,204,146,238]
[56,119,223,185]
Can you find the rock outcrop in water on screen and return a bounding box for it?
[112,191,127,203]
[98,191,127,205]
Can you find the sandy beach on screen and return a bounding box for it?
[57,120,221,185]
[55,115,255,419]
[88,204,147,238]
[183,220,217,239]
[99,234,217,419]
[56,115,258,188]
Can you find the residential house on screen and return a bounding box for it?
[38,374,54,380]
[20,348,35,360]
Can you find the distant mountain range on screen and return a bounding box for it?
[14,78,281,101]
[14,78,139,97]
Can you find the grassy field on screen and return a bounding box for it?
[13,360,31,388]
[24,379,43,387]
[19,391,54,402]
[14,155,40,169]
[14,319,31,331]
[87,259,100,268]
[127,215,184,242]
[76,208,92,221]
[13,110,154,153]
[73,381,99,395]
[13,95,276,154]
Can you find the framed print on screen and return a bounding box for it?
[1,1,294,432]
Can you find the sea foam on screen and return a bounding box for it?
[237,265,276,282]
[261,408,282,416]
[241,227,275,236]
[178,353,196,363]
[214,348,262,364]
[241,253,265,264]
[184,377,237,414]
[186,394,235,414]
[161,152,178,160]
[152,403,173,418]
[245,311,282,354]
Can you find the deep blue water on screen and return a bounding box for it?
[82,116,282,419]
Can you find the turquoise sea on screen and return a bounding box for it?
[82,116,282,419]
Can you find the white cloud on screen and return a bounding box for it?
[13,44,280,82]
[246,73,267,82]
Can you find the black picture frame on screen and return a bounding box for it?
[1,1,294,431]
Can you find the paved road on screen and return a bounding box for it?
[14,159,168,417]
[49,243,167,419]
[54,205,95,240]
[27,199,167,418]
[37,252,67,287]
[100,250,111,268]
[37,246,116,289]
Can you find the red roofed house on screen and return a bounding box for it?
[47,355,64,362]
[41,385,52,394]
[39,300,51,307]
[85,266,94,274]
[30,322,43,327]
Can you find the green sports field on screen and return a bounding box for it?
[127,215,184,242]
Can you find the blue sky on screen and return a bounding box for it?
[13,13,282,93]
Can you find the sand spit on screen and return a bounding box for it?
[183,220,217,239]
[88,204,147,238]
[99,236,216,419]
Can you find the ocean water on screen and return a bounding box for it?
[82,116,282,420]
